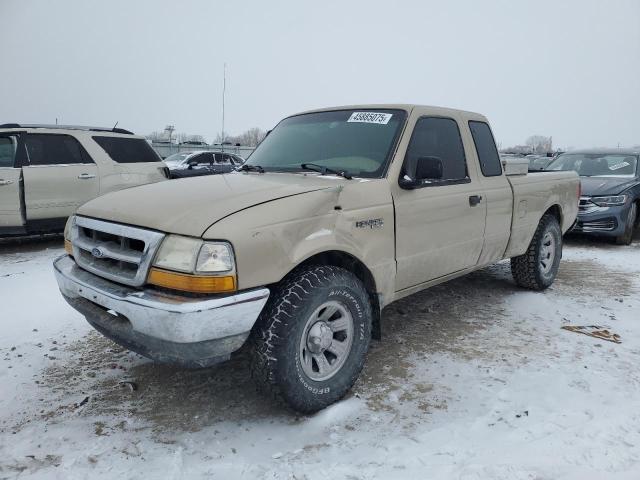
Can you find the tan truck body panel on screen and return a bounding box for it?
[76,104,579,309]
[0,128,166,231]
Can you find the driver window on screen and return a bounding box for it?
[403,117,468,183]
[195,153,212,164]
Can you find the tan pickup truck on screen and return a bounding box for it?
[54,105,579,413]
[0,125,167,236]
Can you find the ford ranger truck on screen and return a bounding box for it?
[53,105,580,413]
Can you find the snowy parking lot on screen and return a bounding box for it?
[1,235,639,479]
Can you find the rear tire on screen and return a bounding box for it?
[511,213,562,290]
[250,265,372,414]
[615,202,637,245]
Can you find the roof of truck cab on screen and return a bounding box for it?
[294,104,488,121]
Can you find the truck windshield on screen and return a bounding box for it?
[244,109,407,178]
[547,153,638,177]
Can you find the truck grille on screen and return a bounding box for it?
[70,216,165,287]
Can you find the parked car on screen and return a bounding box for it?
[0,124,168,236]
[546,149,639,244]
[165,151,244,179]
[54,104,579,413]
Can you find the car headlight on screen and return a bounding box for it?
[591,195,627,207]
[149,235,236,293]
[196,243,235,273]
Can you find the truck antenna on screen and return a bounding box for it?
[113,121,119,131]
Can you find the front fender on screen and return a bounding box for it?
[202,180,396,305]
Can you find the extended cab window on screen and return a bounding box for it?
[469,121,502,177]
[92,136,161,163]
[0,136,18,167]
[24,134,92,165]
[404,117,468,183]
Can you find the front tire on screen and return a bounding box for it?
[250,265,372,414]
[615,202,637,245]
[511,213,562,290]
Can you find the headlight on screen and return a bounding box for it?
[591,195,627,207]
[149,235,236,293]
[153,235,202,273]
[196,243,234,273]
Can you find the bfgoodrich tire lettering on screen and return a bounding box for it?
[511,213,562,290]
[250,265,372,413]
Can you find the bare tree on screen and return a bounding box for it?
[526,135,553,154]
[219,127,267,147]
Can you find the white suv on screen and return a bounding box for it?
[0,124,168,236]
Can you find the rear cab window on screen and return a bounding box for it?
[92,136,162,163]
[468,121,502,177]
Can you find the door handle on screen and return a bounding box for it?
[78,173,96,179]
[469,195,483,206]
[0,179,14,186]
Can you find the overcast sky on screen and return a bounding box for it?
[2,0,639,149]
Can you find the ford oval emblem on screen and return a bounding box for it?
[91,247,104,258]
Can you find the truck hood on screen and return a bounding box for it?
[78,173,340,237]
[580,176,639,196]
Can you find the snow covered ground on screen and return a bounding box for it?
[1,234,639,479]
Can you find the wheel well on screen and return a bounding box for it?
[295,251,382,340]
[545,204,562,227]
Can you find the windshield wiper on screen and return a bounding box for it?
[237,164,264,173]
[300,163,352,180]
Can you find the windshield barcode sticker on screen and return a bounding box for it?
[347,112,393,125]
[610,162,630,170]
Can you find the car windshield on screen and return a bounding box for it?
[528,156,552,170]
[243,109,407,178]
[547,153,638,177]
[164,152,192,165]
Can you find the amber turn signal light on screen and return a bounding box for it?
[147,268,236,293]
[64,239,73,256]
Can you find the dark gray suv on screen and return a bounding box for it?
[546,149,639,244]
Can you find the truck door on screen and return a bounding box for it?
[467,120,513,265]
[22,133,99,222]
[0,133,25,231]
[393,116,487,291]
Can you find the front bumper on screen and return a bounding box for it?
[571,204,627,237]
[54,255,269,367]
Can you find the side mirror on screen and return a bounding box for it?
[399,156,443,189]
[187,158,199,169]
[416,156,443,180]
